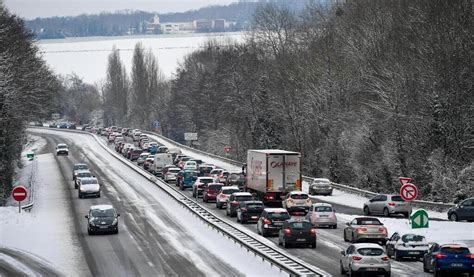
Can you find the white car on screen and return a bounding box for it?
[78,177,100,198]
[385,232,429,261]
[164,167,181,183]
[56,143,69,156]
[306,203,337,229]
[340,243,391,277]
[282,191,312,215]
[216,186,240,209]
[183,161,198,171]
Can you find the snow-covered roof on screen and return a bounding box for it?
[90,204,114,210]
[232,192,252,196]
[263,208,287,213]
[312,203,333,207]
[353,243,384,249]
[288,191,307,195]
[250,149,299,155]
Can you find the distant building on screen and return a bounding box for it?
[213,19,226,31]
[161,23,180,34]
[146,14,161,34]
[194,19,213,32]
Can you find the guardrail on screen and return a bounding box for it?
[21,157,37,211]
[141,131,455,212]
[28,127,328,276]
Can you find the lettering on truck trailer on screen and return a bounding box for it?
[270,161,297,168]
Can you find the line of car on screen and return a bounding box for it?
[88,126,474,276]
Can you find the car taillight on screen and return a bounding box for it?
[310,228,316,236]
[352,256,362,261]
[283,228,292,236]
[381,256,390,261]
[388,202,396,206]
[464,254,474,259]
[240,208,248,212]
[434,253,447,259]
[356,227,367,233]
[263,218,272,225]
[288,199,294,203]
[219,194,226,199]
[379,227,387,234]
[231,201,239,206]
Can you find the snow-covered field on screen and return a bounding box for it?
[38,32,244,84]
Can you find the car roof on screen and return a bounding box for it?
[74,163,87,166]
[353,243,384,249]
[57,143,67,146]
[288,191,307,195]
[76,169,91,173]
[198,177,214,180]
[232,192,252,196]
[312,203,333,207]
[440,243,468,248]
[264,208,288,213]
[80,177,98,182]
[90,204,114,210]
[286,217,311,223]
[313,178,330,182]
[242,200,263,204]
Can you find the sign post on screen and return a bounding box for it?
[411,209,429,229]
[12,186,28,213]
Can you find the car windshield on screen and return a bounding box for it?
[58,145,67,148]
[315,206,333,212]
[211,170,222,174]
[314,180,330,185]
[223,189,240,195]
[236,196,252,201]
[200,178,214,184]
[401,234,425,242]
[268,212,290,220]
[391,195,405,202]
[357,248,384,256]
[91,209,115,218]
[290,222,311,230]
[290,193,308,199]
[169,169,181,173]
[441,247,470,254]
[208,184,223,190]
[78,172,92,177]
[246,203,263,209]
[357,218,382,225]
[75,165,88,170]
[82,179,98,185]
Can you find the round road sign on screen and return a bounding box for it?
[12,186,27,202]
[224,146,232,153]
[400,183,418,202]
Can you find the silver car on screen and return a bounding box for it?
[306,203,337,229]
[363,194,411,218]
[309,178,333,196]
[340,243,391,277]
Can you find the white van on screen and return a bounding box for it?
[152,153,174,177]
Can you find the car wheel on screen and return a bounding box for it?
[343,231,348,242]
[333,224,337,229]
[383,208,390,217]
[74,184,78,189]
[423,260,429,272]
[97,192,100,198]
[433,267,443,277]
[311,241,316,249]
[384,272,391,277]
[394,250,401,261]
[278,239,282,246]
[237,214,240,222]
[363,206,370,215]
[78,193,82,199]
[340,261,345,274]
[349,267,356,277]
[449,213,458,222]
[261,229,267,237]
[192,191,196,198]
[351,232,356,243]
[226,208,229,216]
[283,240,289,248]
[216,203,222,209]
[203,197,207,203]
[241,218,246,224]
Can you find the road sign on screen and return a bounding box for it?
[12,186,27,202]
[184,132,198,141]
[224,146,232,153]
[400,183,418,202]
[399,177,412,186]
[411,209,429,229]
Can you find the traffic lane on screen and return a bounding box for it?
[179,189,431,277]
[44,133,240,277]
[0,247,62,277]
[34,129,278,276]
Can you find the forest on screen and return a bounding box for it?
[15,0,474,203]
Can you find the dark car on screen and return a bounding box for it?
[73,163,89,180]
[129,149,143,161]
[423,243,474,276]
[226,173,246,190]
[68,123,76,129]
[198,164,214,177]
[192,177,216,198]
[237,201,264,224]
[257,208,291,237]
[226,192,253,217]
[49,122,57,128]
[58,122,69,128]
[202,183,223,203]
[447,197,474,222]
[85,205,120,235]
[278,218,317,249]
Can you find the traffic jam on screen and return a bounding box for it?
[58,125,473,277]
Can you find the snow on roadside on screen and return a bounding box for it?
[337,213,474,249]
[0,153,90,277]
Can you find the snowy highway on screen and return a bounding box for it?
[27,128,284,276]
[20,127,473,277]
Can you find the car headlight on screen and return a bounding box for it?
[90,220,96,226]
[80,187,86,191]
[112,218,118,225]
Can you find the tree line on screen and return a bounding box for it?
[55,0,473,203]
[0,7,59,204]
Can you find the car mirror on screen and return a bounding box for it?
[340,250,345,256]
[117,213,120,217]
[369,199,374,202]
[333,209,336,213]
[85,215,89,219]
[346,222,350,226]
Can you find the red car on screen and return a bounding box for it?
[203,183,224,203]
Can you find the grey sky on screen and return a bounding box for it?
[5,0,236,19]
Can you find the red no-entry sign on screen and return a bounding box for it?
[400,183,418,202]
[12,186,27,202]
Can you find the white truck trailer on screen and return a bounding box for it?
[245,149,302,205]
